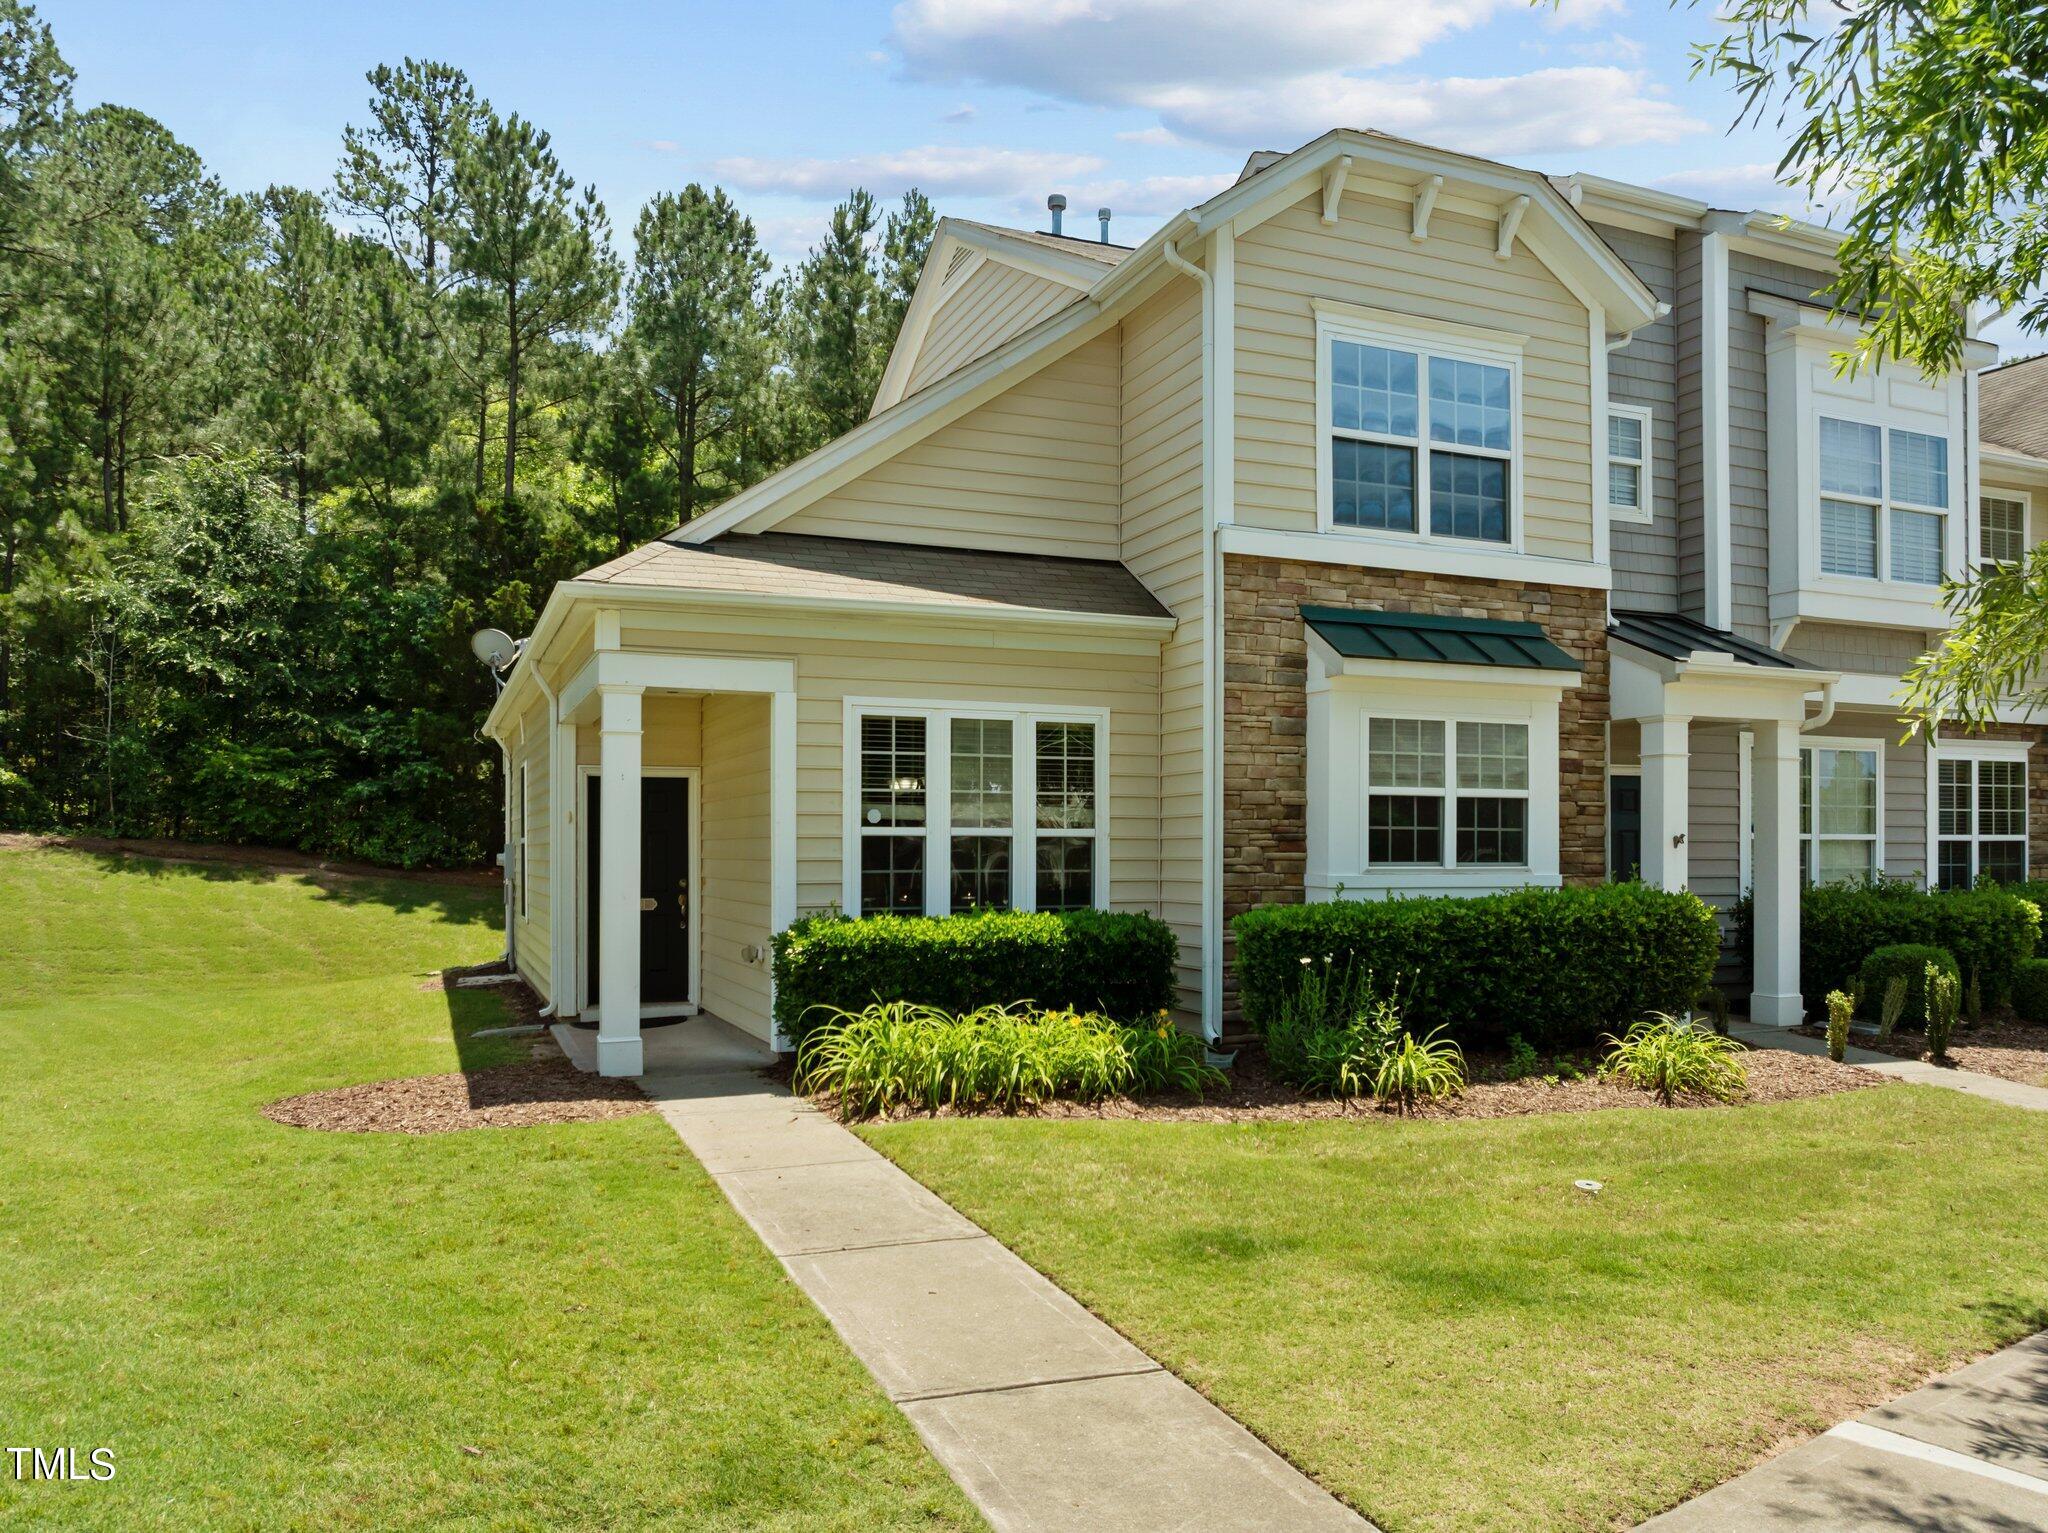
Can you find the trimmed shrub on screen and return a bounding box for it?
[791,1001,1223,1118]
[772,909,1178,1044]
[1801,881,2039,1007]
[2014,958,2048,1023]
[1232,884,1720,1050]
[1855,944,1959,1028]
[1926,965,1961,1063]
[1825,990,1853,1062]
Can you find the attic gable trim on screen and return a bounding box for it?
[1199,130,1658,330]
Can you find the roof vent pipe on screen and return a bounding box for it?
[1047,193,1066,236]
[1098,207,1112,243]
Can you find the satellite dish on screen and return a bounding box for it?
[470,628,519,671]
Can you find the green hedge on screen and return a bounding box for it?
[1231,884,1721,1050]
[2013,958,2048,1023]
[772,909,1178,1044]
[1800,882,2040,1006]
[1855,944,1958,1023]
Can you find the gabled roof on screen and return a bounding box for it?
[577,531,1172,623]
[1303,605,1580,672]
[1981,354,2048,463]
[950,219,1131,267]
[1608,609,1816,670]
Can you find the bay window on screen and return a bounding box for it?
[1366,716,1530,870]
[1936,752,2028,889]
[1817,416,1949,586]
[1800,744,1880,885]
[850,703,1105,917]
[1320,306,1521,547]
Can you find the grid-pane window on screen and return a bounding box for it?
[1366,717,1529,870]
[1982,495,2027,568]
[1326,329,1513,545]
[1607,410,1648,514]
[1936,756,2028,889]
[1816,415,1953,588]
[1800,746,1878,886]
[850,709,1104,918]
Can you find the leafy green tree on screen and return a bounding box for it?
[236,186,352,516]
[879,187,936,341]
[571,349,667,556]
[0,0,70,267]
[627,183,771,519]
[447,110,617,509]
[333,58,478,288]
[784,188,883,448]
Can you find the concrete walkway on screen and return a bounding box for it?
[618,1016,1372,1533]
[1640,1332,2048,1530]
[1731,1021,2048,1113]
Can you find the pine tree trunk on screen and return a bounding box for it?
[503,297,519,510]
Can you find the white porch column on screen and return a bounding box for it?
[597,683,644,1076]
[767,687,798,1051]
[1750,716,1803,1025]
[1639,715,1691,892]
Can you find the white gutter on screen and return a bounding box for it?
[1800,677,1839,733]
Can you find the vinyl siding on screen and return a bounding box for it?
[1232,187,1596,561]
[701,694,772,1035]
[1598,224,1681,609]
[778,333,1123,559]
[1805,710,1929,883]
[1674,231,1706,620]
[905,259,1081,397]
[1728,251,1835,642]
[1119,279,1207,1014]
[1784,621,1931,679]
[510,690,552,999]
[1686,723,1745,917]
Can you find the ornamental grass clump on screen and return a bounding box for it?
[1925,964,1961,1065]
[1600,1014,1749,1105]
[792,1001,1223,1119]
[1371,1029,1467,1112]
[1262,966,1463,1109]
[1825,990,1853,1063]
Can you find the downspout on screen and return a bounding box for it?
[1800,678,1838,733]
[529,660,561,1017]
[1161,235,1225,1043]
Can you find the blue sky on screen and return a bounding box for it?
[52,0,2033,350]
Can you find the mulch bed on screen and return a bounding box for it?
[1794,1016,2048,1090]
[818,1043,1884,1125]
[264,1060,650,1134]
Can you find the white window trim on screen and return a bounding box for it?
[1312,301,1527,556]
[1801,737,1885,886]
[1980,489,2031,571]
[1814,415,1952,590]
[1605,402,1654,525]
[1927,737,2031,889]
[1363,714,1534,874]
[840,697,1111,918]
[1306,662,1567,900]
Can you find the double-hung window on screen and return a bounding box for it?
[1799,744,1880,885]
[1366,717,1530,869]
[1981,493,2028,569]
[1606,405,1653,524]
[851,705,1104,917]
[1936,753,2028,889]
[1322,309,1519,546]
[1817,416,1949,586]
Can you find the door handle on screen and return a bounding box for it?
[638,898,657,912]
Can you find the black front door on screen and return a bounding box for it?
[587,775,692,1006]
[1610,773,1643,882]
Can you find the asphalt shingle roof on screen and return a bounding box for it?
[1980,355,2048,463]
[576,531,1171,621]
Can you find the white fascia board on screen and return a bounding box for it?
[546,579,1176,638]
[1983,446,2048,481]
[1220,525,1612,590]
[1553,172,1709,237]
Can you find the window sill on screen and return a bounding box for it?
[1308,869,1561,900]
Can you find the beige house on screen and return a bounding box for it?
[482,128,2040,1076]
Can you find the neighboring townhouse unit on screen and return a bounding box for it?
[482,128,2038,1075]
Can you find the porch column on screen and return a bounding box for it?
[767,687,798,1051]
[1639,715,1691,892]
[1750,717,1803,1025]
[597,683,644,1076]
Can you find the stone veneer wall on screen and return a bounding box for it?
[1220,553,1612,1021]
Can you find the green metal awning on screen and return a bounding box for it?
[1301,605,1581,672]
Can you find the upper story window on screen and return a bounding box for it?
[1981,493,2028,568]
[1318,305,1523,548]
[1606,405,1653,524]
[1817,416,1948,586]
[849,703,1105,919]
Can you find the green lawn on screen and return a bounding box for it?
[864,1090,2048,1532]
[0,846,975,1531]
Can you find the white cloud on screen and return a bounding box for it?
[1116,125,1184,147]
[711,144,1106,200]
[1037,171,1238,222]
[1566,31,1643,62]
[941,103,977,123]
[892,0,1500,98]
[1542,0,1626,27]
[1145,67,1698,155]
[1652,161,1845,220]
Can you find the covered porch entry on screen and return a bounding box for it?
[554,644,796,1076]
[1609,611,1840,1026]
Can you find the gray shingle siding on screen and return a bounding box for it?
[1674,231,1707,622]
[1598,224,1681,610]
[1784,621,1933,678]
